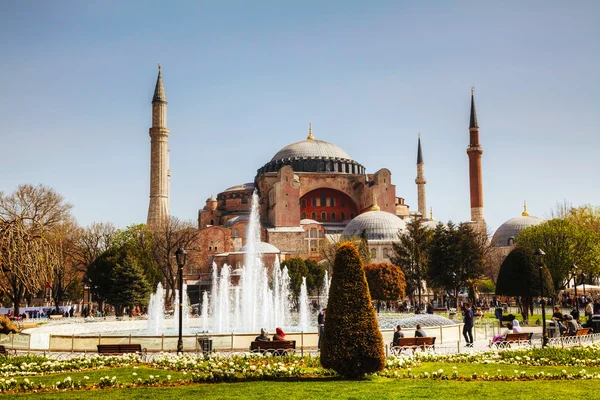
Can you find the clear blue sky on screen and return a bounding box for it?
[1,1,599,234]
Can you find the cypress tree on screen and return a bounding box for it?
[320,243,385,378]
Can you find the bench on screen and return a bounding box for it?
[97,344,146,357]
[0,345,16,357]
[250,340,296,355]
[574,328,591,336]
[493,332,533,348]
[391,337,436,354]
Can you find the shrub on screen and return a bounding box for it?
[364,263,406,301]
[0,315,17,335]
[320,243,385,378]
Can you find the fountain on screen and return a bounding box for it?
[146,282,165,335]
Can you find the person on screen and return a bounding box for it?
[552,306,566,335]
[490,322,513,345]
[317,308,326,350]
[392,325,404,346]
[594,299,600,315]
[462,303,474,347]
[511,319,523,333]
[426,302,434,315]
[414,324,427,337]
[273,327,286,341]
[255,328,270,342]
[585,301,593,321]
[565,315,578,336]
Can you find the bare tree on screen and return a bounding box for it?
[151,217,200,303]
[74,222,118,272]
[0,184,72,315]
[546,199,573,220]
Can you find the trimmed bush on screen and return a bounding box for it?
[0,315,17,334]
[320,243,385,378]
[364,263,406,301]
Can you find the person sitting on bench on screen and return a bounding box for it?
[273,327,286,341]
[414,324,427,337]
[393,325,404,346]
[490,322,513,345]
[255,328,270,342]
[565,315,578,336]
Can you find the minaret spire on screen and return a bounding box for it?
[147,65,171,230]
[467,88,485,228]
[415,133,427,218]
[522,200,530,216]
[307,123,314,140]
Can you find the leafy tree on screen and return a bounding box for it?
[87,246,121,310]
[107,254,151,316]
[321,243,385,378]
[305,258,326,295]
[280,258,309,307]
[391,218,433,306]
[427,222,486,303]
[112,224,161,289]
[516,219,600,294]
[477,279,496,294]
[364,263,406,301]
[0,184,72,315]
[358,230,371,265]
[495,247,554,321]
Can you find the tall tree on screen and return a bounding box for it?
[48,220,84,312]
[364,263,406,301]
[74,222,117,273]
[391,218,433,306]
[0,184,72,315]
[426,222,486,303]
[107,254,151,316]
[112,224,161,289]
[358,230,371,266]
[280,258,309,307]
[516,219,600,294]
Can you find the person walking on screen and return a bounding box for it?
[463,302,474,347]
[317,308,326,350]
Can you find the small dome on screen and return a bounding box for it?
[239,241,280,254]
[342,211,406,241]
[223,183,255,193]
[492,215,544,247]
[271,139,352,162]
[300,219,321,225]
[206,195,217,202]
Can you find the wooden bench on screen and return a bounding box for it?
[250,340,296,355]
[97,344,146,357]
[574,328,591,336]
[0,345,16,357]
[391,337,436,354]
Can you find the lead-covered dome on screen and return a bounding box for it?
[342,211,406,241]
[238,241,280,254]
[491,215,544,247]
[271,139,352,162]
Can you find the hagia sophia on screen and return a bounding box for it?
[146,66,544,301]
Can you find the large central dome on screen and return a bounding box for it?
[257,126,365,176]
[271,139,352,162]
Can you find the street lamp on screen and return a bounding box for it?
[452,272,457,309]
[175,247,187,355]
[571,264,579,317]
[582,273,587,300]
[535,248,547,347]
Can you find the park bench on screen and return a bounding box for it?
[391,337,436,354]
[0,345,16,357]
[97,344,146,358]
[250,340,296,355]
[493,332,533,348]
[574,328,591,336]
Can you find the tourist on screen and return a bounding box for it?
[273,327,286,341]
[462,302,474,347]
[426,302,434,314]
[255,328,270,342]
[511,319,523,333]
[490,322,514,345]
[565,315,578,336]
[414,324,427,337]
[317,308,326,350]
[392,325,404,346]
[585,300,593,321]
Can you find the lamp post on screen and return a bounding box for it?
[571,264,579,317]
[535,248,548,348]
[175,247,187,355]
[452,272,457,309]
[582,273,587,300]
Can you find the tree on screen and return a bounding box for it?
[320,243,385,378]
[107,254,151,316]
[305,258,326,294]
[391,218,433,307]
[280,258,309,307]
[150,217,200,302]
[426,222,486,304]
[358,230,371,266]
[364,263,406,301]
[516,219,600,294]
[48,220,84,312]
[112,224,161,290]
[0,184,72,315]
[495,247,554,321]
[74,222,117,273]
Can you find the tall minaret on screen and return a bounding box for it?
[415,133,427,218]
[467,88,484,225]
[147,64,170,229]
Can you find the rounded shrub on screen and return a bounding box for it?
[320,243,385,378]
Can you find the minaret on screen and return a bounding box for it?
[415,133,427,218]
[467,88,484,225]
[147,64,170,229]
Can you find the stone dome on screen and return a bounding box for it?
[271,139,352,162]
[223,183,255,193]
[341,211,406,241]
[491,215,544,247]
[238,241,280,254]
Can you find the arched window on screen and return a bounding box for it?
[341,212,346,221]
[301,199,307,208]
[370,248,377,258]
[331,212,336,221]
[312,197,317,206]
[311,212,316,220]
[210,219,214,225]
[209,246,212,251]
[232,228,239,237]
[350,213,355,219]
[215,246,218,251]
[321,212,327,221]
[301,212,307,219]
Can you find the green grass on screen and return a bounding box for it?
[8,378,600,400]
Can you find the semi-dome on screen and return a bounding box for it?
[342,210,406,241]
[271,139,352,162]
[238,241,280,254]
[223,183,255,193]
[492,213,544,247]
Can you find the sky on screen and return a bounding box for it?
[1,1,599,235]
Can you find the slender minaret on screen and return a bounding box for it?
[467,88,484,225]
[415,133,427,217]
[147,64,170,229]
